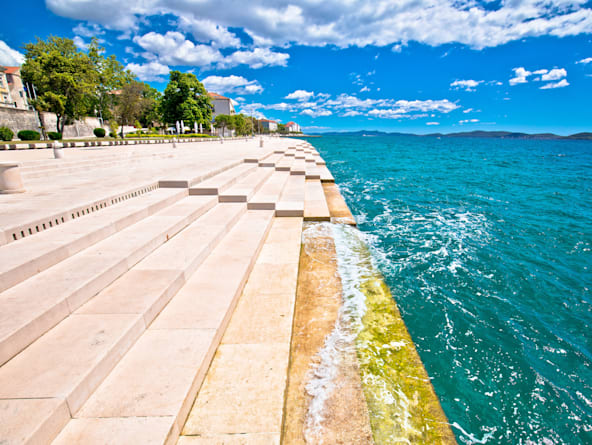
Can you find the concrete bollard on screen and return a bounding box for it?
[53,142,64,159]
[220,137,224,144]
[172,139,177,148]
[0,163,25,194]
[259,137,264,148]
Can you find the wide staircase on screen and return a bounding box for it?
[0,140,335,444]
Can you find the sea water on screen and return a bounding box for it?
[305,135,592,444]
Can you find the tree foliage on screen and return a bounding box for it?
[213,114,233,136]
[159,71,212,127]
[21,36,98,133]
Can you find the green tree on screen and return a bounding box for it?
[277,123,288,134]
[88,38,134,123]
[232,114,247,136]
[21,36,98,133]
[214,114,233,136]
[114,81,145,137]
[138,85,162,128]
[159,71,212,128]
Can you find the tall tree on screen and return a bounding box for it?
[214,114,233,136]
[21,36,98,133]
[159,71,212,127]
[138,85,162,128]
[232,114,247,136]
[114,81,148,137]
[88,38,134,124]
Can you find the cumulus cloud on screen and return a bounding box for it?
[285,90,315,101]
[46,0,592,50]
[73,36,88,50]
[178,17,241,48]
[217,47,289,69]
[0,40,24,66]
[510,66,569,88]
[540,79,570,89]
[450,79,483,91]
[541,68,567,81]
[126,61,170,82]
[577,57,592,64]
[133,32,288,69]
[459,118,479,124]
[202,75,263,95]
[426,122,440,125]
[73,23,104,38]
[509,67,532,85]
[301,108,333,117]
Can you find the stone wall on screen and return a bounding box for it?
[0,107,108,139]
[0,107,39,134]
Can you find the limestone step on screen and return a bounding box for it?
[276,174,305,217]
[52,210,275,445]
[275,156,295,171]
[179,217,302,444]
[0,195,218,367]
[319,165,335,182]
[247,171,291,210]
[219,167,274,203]
[290,159,306,176]
[188,162,257,195]
[0,203,247,445]
[305,164,322,180]
[0,188,187,293]
[258,153,283,167]
[304,179,331,221]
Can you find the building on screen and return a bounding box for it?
[0,66,28,109]
[208,92,235,118]
[285,121,301,133]
[259,119,278,132]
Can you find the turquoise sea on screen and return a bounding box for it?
[305,135,592,444]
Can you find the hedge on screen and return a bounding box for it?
[17,130,41,141]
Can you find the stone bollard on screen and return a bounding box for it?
[53,142,64,159]
[172,139,177,148]
[0,163,25,194]
[259,137,264,148]
[220,137,224,144]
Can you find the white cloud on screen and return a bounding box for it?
[459,118,479,124]
[46,0,592,51]
[134,31,223,67]
[73,36,88,50]
[360,86,370,92]
[342,110,362,117]
[509,67,531,85]
[126,61,170,82]
[541,68,567,81]
[73,23,104,38]
[426,122,440,125]
[540,79,570,89]
[463,108,473,114]
[0,40,24,66]
[285,90,315,101]
[218,47,289,69]
[301,108,332,117]
[577,57,592,64]
[178,17,241,48]
[510,66,569,88]
[450,79,483,91]
[202,75,263,95]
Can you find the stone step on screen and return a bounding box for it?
[188,163,257,196]
[179,217,302,444]
[305,164,322,180]
[0,188,187,293]
[304,179,331,221]
[219,167,274,203]
[258,153,283,167]
[290,159,306,176]
[319,165,335,182]
[276,174,305,217]
[275,156,295,172]
[52,210,275,445]
[247,171,291,210]
[0,195,218,367]
[0,203,247,445]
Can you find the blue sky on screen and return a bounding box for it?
[1,0,591,135]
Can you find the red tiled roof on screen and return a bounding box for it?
[3,67,20,74]
[208,92,230,100]
[286,121,296,126]
[259,119,277,123]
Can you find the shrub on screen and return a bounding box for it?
[17,130,41,141]
[109,131,117,138]
[47,131,62,140]
[93,128,106,138]
[0,127,14,141]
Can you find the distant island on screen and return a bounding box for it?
[314,130,592,140]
